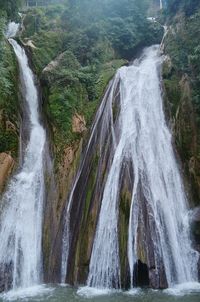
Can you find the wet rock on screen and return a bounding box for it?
[42,140,83,283]
[191,207,200,252]
[0,153,15,194]
[118,160,133,289]
[198,258,200,281]
[134,260,149,287]
[0,262,13,293]
[134,181,168,289]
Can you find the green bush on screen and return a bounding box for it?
[21,0,163,163]
[0,14,19,157]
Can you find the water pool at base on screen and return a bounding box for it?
[1,284,200,302]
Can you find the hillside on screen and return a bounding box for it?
[163,0,200,252]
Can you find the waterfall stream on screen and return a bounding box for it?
[61,79,117,283]
[0,23,46,291]
[88,45,198,289]
[62,45,199,291]
[89,45,198,289]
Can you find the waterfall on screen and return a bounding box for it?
[85,45,199,289]
[0,23,46,290]
[61,79,118,283]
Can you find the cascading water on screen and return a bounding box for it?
[0,23,46,290]
[85,45,199,289]
[61,80,118,283]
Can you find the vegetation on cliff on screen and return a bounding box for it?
[166,0,200,16]
[21,0,163,166]
[0,1,22,158]
[163,1,200,208]
[0,0,22,19]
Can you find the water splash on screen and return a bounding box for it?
[5,22,19,38]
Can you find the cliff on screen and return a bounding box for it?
[0,22,20,194]
[163,2,200,251]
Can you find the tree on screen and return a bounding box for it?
[0,0,22,19]
[166,0,200,16]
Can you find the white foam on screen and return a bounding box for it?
[6,22,19,38]
[124,288,142,296]
[1,285,54,301]
[77,286,119,298]
[59,283,70,287]
[164,282,200,296]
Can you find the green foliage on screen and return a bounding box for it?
[163,5,200,206]
[0,0,22,19]
[165,0,200,17]
[0,129,18,154]
[21,0,163,159]
[189,45,200,81]
[23,1,163,70]
[163,76,181,116]
[0,16,19,157]
[165,8,200,117]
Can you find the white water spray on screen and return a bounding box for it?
[0,23,46,290]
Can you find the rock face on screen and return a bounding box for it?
[42,139,83,283]
[176,76,200,203]
[24,40,37,49]
[192,208,200,251]
[0,153,15,194]
[72,113,87,134]
[43,52,66,73]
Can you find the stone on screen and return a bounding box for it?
[23,39,37,49]
[0,153,15,194]
[72,113,87,134]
